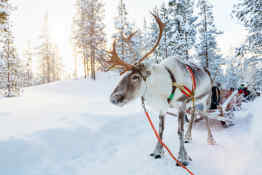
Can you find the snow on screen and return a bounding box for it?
[0,72,262,175]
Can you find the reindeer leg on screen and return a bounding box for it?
[185,108,195,143]
[204,116,216,145]
[177,103,192,166]
[199,112,216,145]
[150,112,165,159]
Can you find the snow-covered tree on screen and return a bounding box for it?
[196,0,224,82]
[23,41,33,87]
[111,0,141,66]
[141,18,151,54]
[36,13,63,84]
[0,0,10,32]
[0,22,23,96]
[72,0,106,80]
[242,57,262,89]
[148,4,171,64]
[0,0,10,69]
[233,0,262,55]
[224,58,242,89]
[232,0,262,88]
[0,0,23,96]
[168,0,197,61]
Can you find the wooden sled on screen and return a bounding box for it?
[167,90,241,127]
[197,90,240,127]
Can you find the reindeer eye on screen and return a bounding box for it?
[132,75,140,81]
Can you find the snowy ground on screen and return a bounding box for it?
[0,72,261,175]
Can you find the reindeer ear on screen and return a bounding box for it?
[145,70,151,77]
[140,69,151,79]
[136,63,151,79]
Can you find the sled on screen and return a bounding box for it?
[166,90,242,127]
[197,90,240,126]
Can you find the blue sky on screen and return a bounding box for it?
[12,0,246,71]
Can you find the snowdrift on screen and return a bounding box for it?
[0,72,261,175]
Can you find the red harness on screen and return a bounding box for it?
[141,65,197,175]
[168,65,197,101]
[184,65,197,96]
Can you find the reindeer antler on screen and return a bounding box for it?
[106,13,165,75]
[122,32,137,43]
[122,31,138,61]
[106,40,134,74]
[137,13,165,64]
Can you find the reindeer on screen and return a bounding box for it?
[108,14,216,166]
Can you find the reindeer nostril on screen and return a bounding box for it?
[111,94,124,104]
[111,99,118,104]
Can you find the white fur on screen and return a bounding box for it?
[142,57,212,113]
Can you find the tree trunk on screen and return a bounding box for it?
[91,42,96,80]
[83,49,88,79]
[74,53,78,79]
[204,5,209,69]
[84,56,87,79]
[7,34,11,96]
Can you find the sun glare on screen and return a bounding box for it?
[12,0,246,78]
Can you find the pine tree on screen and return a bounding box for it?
[52,45,64,81]
[148,4,171,64]
[72,0,106,80]
[159,3,170,59]
[23,41,33,87]
[0,0,23,96]
[233,0,262,55]
[168,0,197,61]
[141,18,151,54]
[0,0,10,75]
[112,0,139,65]
[36,13,63,84]
[196,0,224,82]
[72,0,88,78]
[0,22,23,96]
[232,0,262,88]
[37,13,51,84]
[87,0,106,80]
[0,0,9,31]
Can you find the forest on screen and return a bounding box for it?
[0,0,261,97]
[0,0,262,175]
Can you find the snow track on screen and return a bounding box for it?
[0,73,261,175]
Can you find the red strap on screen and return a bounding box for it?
[182,86,193,97]
[186,65,196,91]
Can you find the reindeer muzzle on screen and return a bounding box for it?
[110,93,126,106]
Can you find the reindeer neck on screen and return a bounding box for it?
[143,64,173,102]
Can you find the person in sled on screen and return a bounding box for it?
[238,84,251,102]
[210,82,221,110]
[210,82,231,127]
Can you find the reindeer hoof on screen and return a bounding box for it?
[208,137,216,145]
[150,153,162,159]
[184,135,192,144]
[150,153,154,157]
[176,161,189,167]
[184,138,192,143]
[154,154,161,159]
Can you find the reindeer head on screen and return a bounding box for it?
[108,14,165,107]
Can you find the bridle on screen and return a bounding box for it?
[165,66,177,104]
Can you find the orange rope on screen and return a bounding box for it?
[141,65,197,175]
[141,100,195,175]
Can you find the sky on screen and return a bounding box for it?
[11,0,246,73]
